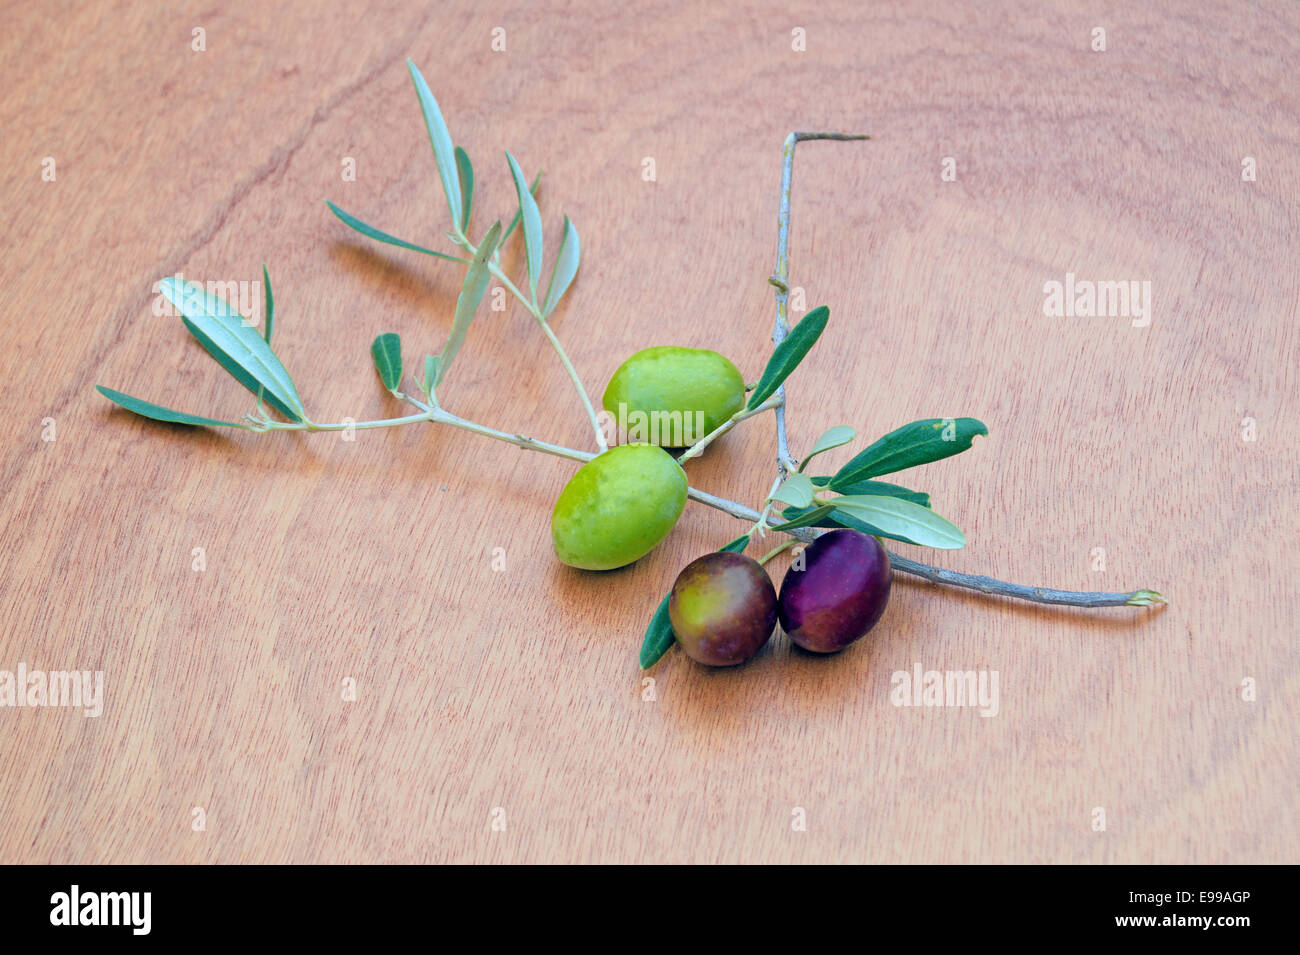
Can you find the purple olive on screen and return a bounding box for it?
[669,552,778,666]
[778,529,891,653]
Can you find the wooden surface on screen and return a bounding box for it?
[1,0,1297,864]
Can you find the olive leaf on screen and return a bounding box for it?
[95,386,249,429]
[798,424,855,470]
[407,59,462,233]
[371,333,402,393]
[160,277,306,422]
[437,220,502,386]
[746,305,829,411]
[505,151,544,301]
[779,504,915,545]
[769,503,835,532]
[769,472,815,508]
[325,202,470,264]
[638,593,676,670]
[829,417,987,489]
[639,533,751,669]
[718,534,751,554]
[422,354,439,399]
[785,473,941,545]
[454,145,474,234]
[501,170,541,245]
[831,494,966,549]
[261,264,274,345]
[809,476,930,508]
[255,264,275,410]
[541,215,580,319]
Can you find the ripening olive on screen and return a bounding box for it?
[551,444,687,571]
[602,346,745,447]
[669,552,778,666]
[778,529,891,653]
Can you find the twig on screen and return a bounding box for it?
[771,133,870,476]
[252,399,1157,607]
[454,230,608,453]
[762,131,1162,610]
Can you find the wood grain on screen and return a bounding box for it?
[1,0,1297,864]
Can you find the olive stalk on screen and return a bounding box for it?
[752,131,1163,609]
[769,132,870,476]
[243,395,1156,606]
[450,226,608,453]
[683,489,1160,607]
[233,127,1161,610]
[248,393,595,463]
[98,69,1164,613]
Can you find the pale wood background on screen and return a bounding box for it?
[1,0,1296,864]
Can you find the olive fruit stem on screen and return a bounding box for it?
[758,539,798,566]
[451,230,609,453]
[749,473,785,537]
[676,395,783,465]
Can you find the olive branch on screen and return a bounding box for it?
[94,61,1165,672]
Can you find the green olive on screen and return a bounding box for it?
[551,444,688,570]
[602,346,745,448]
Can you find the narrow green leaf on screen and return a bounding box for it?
[769,472,815,508]
[830,417,987,489]
[261,264,274,345]
[505,151,543,300]
[799,424,855,470]
[454,146,474,234]
[161,277,305,422]
[501,171,541,245]
[639,592,675,669]
[255,264,275,410]
[746,305,830,410]
[423,354,438,396]
[541,215,580,318]
[325,201,469,263]
[719,534,751,554]
[371,333,402,393]
[96,386,248,429]
[780,504,911,545]
[779,503,848,529]
[832,494,966,549]
[809,476,930,508]
[407,59,462,232]
[640,534,752,669]
[182,320,299,421]
[438,220,502,385]
[769,504,835,533]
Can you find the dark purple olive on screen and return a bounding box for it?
[778,529,891,653]
[669,552,778,666]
